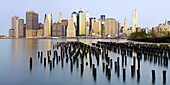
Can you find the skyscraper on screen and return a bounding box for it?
[11,16,19,38]
[89,17,95,34]
[105,18,116,37]
[10,16,24,38]
[61,19,68,37]
[18,18,24,38]
[98,19,101,35]
[101,15,106,37]
[71,12,77,26]
[59,12,63,23]
[85,11,90,36]
[67,19,76,37]
[93,19,100,34]
[26,10,39,38]
[124,17,128,31]
[132,9,138,33]
[76,8,86,36]
[44,14,52,37]
[52,23,62,37]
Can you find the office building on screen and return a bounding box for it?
[26,10,39,38]
[52,23,62,37]
[61,19,68,37]
[85,11,90,36]
[89,17,95,34]
[67,19,76,37]
[105,18,116,37]
[132,9,138,33]
[71,11,77,26]
[123,17,128,32]
[44,14,52,37]
[76,8,86,36]
[101,15,106,37]
[11,16,19,38]
[18,18,24,38]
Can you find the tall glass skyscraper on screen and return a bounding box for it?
[76,8,86,36]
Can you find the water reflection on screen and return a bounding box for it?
[3,39,170,85]
[26,39,38,57]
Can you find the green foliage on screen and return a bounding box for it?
[130,32,147,39]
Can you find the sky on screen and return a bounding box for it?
[0,0,170,35]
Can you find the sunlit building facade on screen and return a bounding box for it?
[105,18,116,37]
[85,11,90,36]
[101,15,106,37]
[44,14,52,37]
[59,12,63,23]
[71,12,77,26]
[132,9,138,33]
[67,19,76,37]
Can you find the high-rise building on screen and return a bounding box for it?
[89,17,95,34]
[11,16,19,38]
[59,12,63,23]
[44,14,52,37]
[105,18,116,37]
[85,11,90,36]
[124,17,128,31]
[10,16,24,38]
[101,15,106,37]
[61,19,68,37]
[132,9,138,33]
[67,19,76,37]
[76,8,86,36]
[71,11,77,26]
[26,10,39,38]
[118,21,121,36]
[93,19,100,34]
[52,23,62,37]
[18,18,24,38]
[123,17,131,35]
[98,19,101,35]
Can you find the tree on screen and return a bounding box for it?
[130,32,147,39]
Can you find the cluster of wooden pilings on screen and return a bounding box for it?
[29,41,168,84]
[93,41,168,83]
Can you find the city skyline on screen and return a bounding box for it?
[1,0,170,35]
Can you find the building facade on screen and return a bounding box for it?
[61,19,68,37]
[71,12,77,27]
[44,14,52,37]
[18,19,24,38]
[26,10,39,38]
[9,29,14,38]
[77,9,86,36]
[132,9,138,33]
[105,18,116,37]
[59,12,63,23]
[85,11,90,36]
[67,19,76,37]
[101,15,106,37]
[52,23,62,37]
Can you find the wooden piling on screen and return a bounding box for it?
[152,70,155,83]
[123,68,126,81]
[163,70,166,84]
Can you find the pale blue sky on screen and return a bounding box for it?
[0,0,170,35]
